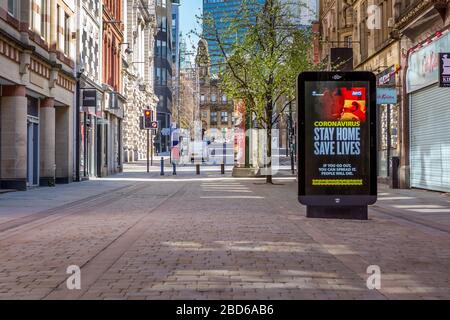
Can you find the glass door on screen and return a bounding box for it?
[27,119,39,186]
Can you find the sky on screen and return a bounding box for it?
[179,0,203,56]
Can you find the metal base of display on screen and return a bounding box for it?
[306,205,368,220]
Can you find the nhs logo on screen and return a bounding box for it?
[352,91,363,96]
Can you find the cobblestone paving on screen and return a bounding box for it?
[0,165,449,299]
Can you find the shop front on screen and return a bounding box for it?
[407,28,450,192]
[376,66,400,179]
[103,91,124,176]
[354,42,401,183]
[80,88,103,179]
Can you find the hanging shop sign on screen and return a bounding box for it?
[82,90,97,107]
[297,72,377,211]
[439,53,450,87]
[376,66,397,87]
[377,87,397,104]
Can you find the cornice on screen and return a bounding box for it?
[394,0,434,31]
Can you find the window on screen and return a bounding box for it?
[159,16,167,32]
[30,1,34,30]
[211,112,217,123]
[221,112,228,123]
[161,40,167,57]
[211,94,217,103]
[200,95,205,103]
[222,94,227,103]
[64,14,70,55]
[156,67,161,83]
[40,0,47,38]
[344,36,352,48]
[161,68,167,85]
[7,0,16,16]
[57,5,60,48]
[156,40,162,56]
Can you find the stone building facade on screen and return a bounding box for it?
[177,66,197,136]
[196,39,233,142]
[0,0,76,190]
[317,0,450,192]
[351,0,401,180]
[318,0,354,69]
[122,0,158,162]
[393,0,450,190]
[99,0,126,177]
[77,0,103,179]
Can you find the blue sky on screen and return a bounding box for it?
[179,0,203,54]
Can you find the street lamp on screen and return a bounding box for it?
[120,42,133,55]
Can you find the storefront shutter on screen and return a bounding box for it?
[410,84,450,192]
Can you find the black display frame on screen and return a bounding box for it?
[297,71,377,207]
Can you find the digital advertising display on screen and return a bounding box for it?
[297,72,377,207]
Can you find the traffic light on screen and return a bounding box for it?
[143,109,152,129]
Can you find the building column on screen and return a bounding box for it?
[39,98,56,186]
[55,105,73,183]
[0,85,27,190]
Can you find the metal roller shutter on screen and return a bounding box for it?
[410,84,450,192]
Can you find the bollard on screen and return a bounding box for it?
[173,162,177,175]
[223,142,226,165]
[221,163,225,175]
[160,157,165,176]
[196,164,200,175]
[390,156,400,189]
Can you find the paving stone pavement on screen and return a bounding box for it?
[0,163,449,299]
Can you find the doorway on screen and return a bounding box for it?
[27,118,39,186]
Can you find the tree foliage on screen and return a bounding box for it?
[200,0,317,182]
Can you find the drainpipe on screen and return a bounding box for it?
[399,41,413,189]
[75,74,81,182]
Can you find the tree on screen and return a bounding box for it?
[200,0,316,183]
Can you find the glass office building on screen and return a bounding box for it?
[203,0,317,74]
[155,0,176,153]
[203,0,265,75]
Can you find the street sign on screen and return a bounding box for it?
[439,53,450,87]
[161,128,171,136]
[151,121,158,129]
[297,72,377,219]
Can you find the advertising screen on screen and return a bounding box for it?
[297,72,377,206]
